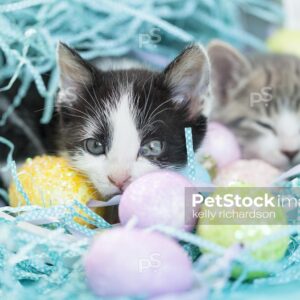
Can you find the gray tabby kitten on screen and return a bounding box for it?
[208,41,300,171]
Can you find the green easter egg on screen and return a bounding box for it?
[196,185,290,279]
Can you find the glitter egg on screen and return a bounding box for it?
[9,155,103,224]
[201,122,241,168]
[84,228,193,297]
[119,171,196,231]
[196,184,290,278]
[214,159,280,187]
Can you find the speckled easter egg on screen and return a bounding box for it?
[9,156,103,224]
[201,122,241,168]
[214,159,280,187]
[119,171,196,231]
[196,184,289,278]
[84,228,193,297]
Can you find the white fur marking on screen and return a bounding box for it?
[107,91,141,179]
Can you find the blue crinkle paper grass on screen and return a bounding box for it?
[1,0,298,299]
[1,202,300,300]
[0,0,282,125]
[1,129,300,299]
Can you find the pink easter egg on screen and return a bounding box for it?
[202,122,241,168]
[84,228,193,297]
[119,171,196,231]
[214,159,280,187]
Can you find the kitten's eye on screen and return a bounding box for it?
[139,140,164,157]
[255,120,276,133]
[84,138,105,155]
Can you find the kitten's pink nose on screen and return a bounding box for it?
[108,174,130,190]
[281,150,299,161]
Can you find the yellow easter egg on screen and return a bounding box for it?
[9,155,104,226]
[267,29,300,57]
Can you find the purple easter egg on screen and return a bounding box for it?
[202,122,241,168]
[214,159,280,187]
[84,228,193,297]
[119,171,196,230]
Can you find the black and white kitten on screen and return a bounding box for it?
[56,43,211,197]
[0,43,212,199]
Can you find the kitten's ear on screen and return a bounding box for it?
[163,44,211,118]
[57,42,94,104]
[208,40,250,104]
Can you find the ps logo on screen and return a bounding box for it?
[250,87,272,107]
[139,28,162,48]
[138,253,161,272]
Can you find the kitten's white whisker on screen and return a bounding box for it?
[141,74,155,125]
[142,98,174,132]
[59,105,91,119]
